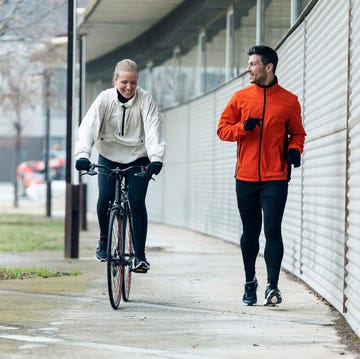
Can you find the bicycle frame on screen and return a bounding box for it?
[83,163,147,308]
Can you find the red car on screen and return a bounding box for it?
[17,152,65,196]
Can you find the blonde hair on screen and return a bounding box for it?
[113,59,138,83]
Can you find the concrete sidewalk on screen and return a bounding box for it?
[0,204,356,358]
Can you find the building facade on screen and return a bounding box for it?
[80,0,360,337]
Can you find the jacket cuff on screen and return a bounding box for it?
[75,153,90,161]
[149,156,163,163]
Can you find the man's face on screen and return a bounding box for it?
[247,54,271,85]
[114,71,138,99]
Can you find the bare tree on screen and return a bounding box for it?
[0,46,42,206]
[0,0,67,43]
[0,0,67,207]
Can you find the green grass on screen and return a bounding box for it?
[0,213,64,252]
[0,266,81,279]
[0,214,82,279]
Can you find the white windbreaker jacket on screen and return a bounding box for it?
[74,86,166,164]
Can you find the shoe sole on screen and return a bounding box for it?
[95,254,107,262]
[264,291,282,306]
[242,301,257,306]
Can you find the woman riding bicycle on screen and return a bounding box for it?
[74,59,166,272]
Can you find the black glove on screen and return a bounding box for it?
[146,161,163,178]
[75,157,91,171]
[244,117,261,131]
[287,149,301,168]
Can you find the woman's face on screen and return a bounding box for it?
[114,70,138,99]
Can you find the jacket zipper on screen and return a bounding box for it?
[278,144,284,171]
[236,143,242,177]
[120,105,126,136]
[258,88,266,181]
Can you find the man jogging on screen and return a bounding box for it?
[217,45,306,306]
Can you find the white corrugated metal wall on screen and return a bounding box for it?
[274,22,305,277]
[146,0,360,336]
[346,0,360,334]
[301,0,348,312]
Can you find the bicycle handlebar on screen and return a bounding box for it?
[81,163,151,179]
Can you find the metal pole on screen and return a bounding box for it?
[256,0,263,45]
[44,70,52,217]
[79,33,88,231]
[65,0,79,258]
[290,0,300,26]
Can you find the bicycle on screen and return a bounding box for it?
[83,163,148,309]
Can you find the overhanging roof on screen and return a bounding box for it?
[78,0,244,82]
[78,0,185,62]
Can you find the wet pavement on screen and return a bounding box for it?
[0,185,356,358]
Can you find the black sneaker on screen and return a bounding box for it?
[131,257,150,273]
[95,238,107,262]
[264,284,282,306]
[242,277,258,306]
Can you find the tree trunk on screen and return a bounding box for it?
[13,120,21,208]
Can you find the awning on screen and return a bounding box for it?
[78,0,237,81]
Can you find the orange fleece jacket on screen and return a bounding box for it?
[217,82,306,182]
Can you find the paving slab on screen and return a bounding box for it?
[0,214,356,359]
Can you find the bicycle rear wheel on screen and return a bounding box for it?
[122,211,134,301]
[107,210,123,309]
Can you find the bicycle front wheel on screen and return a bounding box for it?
[107,210,123,309]
[122,211,134,301]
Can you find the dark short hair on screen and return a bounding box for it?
[247,45,278,73]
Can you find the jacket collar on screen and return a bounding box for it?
[254,76,279,93]
[111,87,138,107]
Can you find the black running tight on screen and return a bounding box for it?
[236,180,288,286]
[97,154,150,259]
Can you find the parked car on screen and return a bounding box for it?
[17,151,65,196]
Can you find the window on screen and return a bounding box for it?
[291,0,312,25]
[234,1,257,74]
[180,37,198,103]
[202,14,227,92]
[263,0,291,48]
[146,61,154,95]
[173,46,182,103]
[145,0,312,109]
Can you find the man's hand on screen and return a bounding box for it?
[287,149,301,168]
[244,117,261,131]
[146,161,163,178]
[75,158,91,171]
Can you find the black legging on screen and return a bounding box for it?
[236,180,288,286]
[97,154,150,259]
